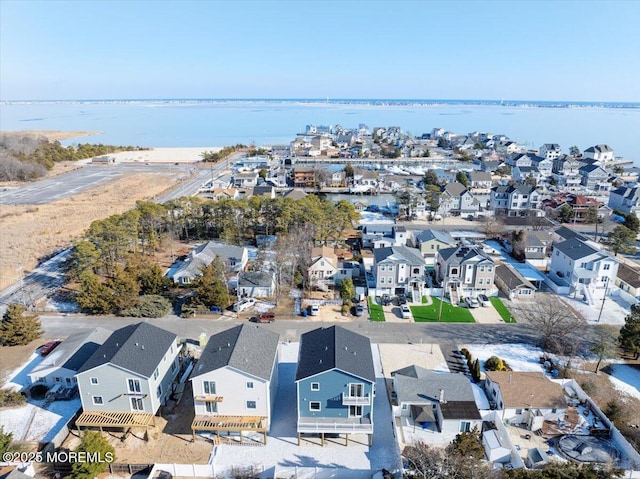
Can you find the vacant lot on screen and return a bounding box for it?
[411,297,475,322]
[0,172,177,290]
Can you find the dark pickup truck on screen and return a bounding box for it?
[250,312,275,323]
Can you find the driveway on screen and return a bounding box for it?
[469,304,503,324]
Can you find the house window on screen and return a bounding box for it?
[171,361,177,372]
[246,401,256,409]
[402,404,408,410]
[156,385,162,398]
[92,396,103,405]
[459,421,471,433]
[603,264,610,270]
[451,267,458,275]
[349,383,364,397]
[127,379,141,393]
[205,401,217,413]
[163,353,167,362]
[311,382,320,391]
[413,268,420,274]
[479,266,485,272]
[131,398,144,411]
[90,377,98,385]
[153,368,159,380]
[309,401,321,411]
[479,278,484,285]
[601,276,608,283]
[487,267,492,272]
[349,405,363,417]
[55,377,61,383]
[246,382,254,389]
[516,408,523,415]
[204,381,216,395]
[66,378,72,386]
[552,408,557,413]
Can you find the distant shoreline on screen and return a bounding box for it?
[1,98,639,109]
[0,130,103,141]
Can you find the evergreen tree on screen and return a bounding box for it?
[0,426,12,455]
[619,305,640,359]
[446,426,484,460]
[69,431,115,479]
[455,171,469,187]
[607,225,636,256]
[423,169,439,186]
[108,265,140,314]
[339,278,355,303]
[0,304,43,346]
[75,272,113,314]
[193,257,229,308]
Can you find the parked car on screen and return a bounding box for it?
[233,298,256,312]
[39,341,61,356]
[309,304,320,316]
[250,311,275,323]
[477,294,491,307]
[400,305,412,319]
[465,297,480,308]
[354,304,364,317]
[396,294,407,305]
[381,294,391,306]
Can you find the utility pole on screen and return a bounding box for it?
[596,276,609,323]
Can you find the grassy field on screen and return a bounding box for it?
[368,297,385,322]
[411,297,475,323]
[490,297,516,323]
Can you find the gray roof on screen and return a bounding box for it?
[469,171,492,182]
[392,366,480,420]
[444,182,467,197]
[169,241,246,278]
[525,234,545,249]
[251,186,274,196]
[554,238,598,260]
[282,188,308,200]
[191,324,279,381]
[437,245,494,266]
[373,245,425,265]
[295,326,375,382]
[238,271,274,288]
[78,322,177,378]
[415,229,456,246]
[554,226,590,243]
[585,144,613,153]
[495,264,536,291]
[30,327,112,375]
[611,186,640,201]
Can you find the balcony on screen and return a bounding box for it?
[194,395,224,402]
[298,417,372,434]
[342,394,371,406]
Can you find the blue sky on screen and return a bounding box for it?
[1,0,639,101]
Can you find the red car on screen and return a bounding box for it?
[39,341,61,356]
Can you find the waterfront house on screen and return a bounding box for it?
[167,242,248,285]
[608,186,640,216]
[579,164,610,192]
[539,144,562,160]
[484,372,566,429]
[435,245,496,299]
[76,323,180,417]
[373,245,426,298]
[293,167,318,187]
[489,185,542,217]
[583,144,614,163]
[237,271,276,298]
[295,326,375,446]
[190,324,279,442]
[413,229,457,264]
[392,365,482,436]
[28,327,112,388]
[361,224,409,249]
[440,183,479,217]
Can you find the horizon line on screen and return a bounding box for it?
[1,97,639,105]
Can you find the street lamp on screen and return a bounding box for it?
[596,276,610,323]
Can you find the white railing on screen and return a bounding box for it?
[342,395,371,406]
[298,422,373,433]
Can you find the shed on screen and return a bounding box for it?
[483,429,511,463]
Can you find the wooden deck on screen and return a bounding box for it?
[76,411,155,431]
[191,415,267,444]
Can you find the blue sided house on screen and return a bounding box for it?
[295,325,375,446]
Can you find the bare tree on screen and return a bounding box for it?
[479,215,505,238]
[519,295,586,355]
[591,324,619,373]
[403,440,495,479]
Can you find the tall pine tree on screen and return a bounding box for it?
[620,305,640,359]
[0,304,43,346]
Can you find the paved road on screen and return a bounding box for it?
[0,250,71,317]
[38,314,543,346]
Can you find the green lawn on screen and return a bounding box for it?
[490,297,516,323]
[410,297,475,323]
[368,297,385,322]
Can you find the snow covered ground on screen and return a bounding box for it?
[359,212,393,224]
[463,343,545,373]
[559,293,631,325]
[209,342,402,474]
[2,352,80,442]
[607,364,640,401]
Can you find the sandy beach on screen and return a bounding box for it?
[1,130,103,141]
[102,146,223,163]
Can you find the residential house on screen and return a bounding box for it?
[413,229,457,264]
[579,164,610,192]
[392,365,482,436]
[361,224,409,249]
[608,186,640,216]
[494,264,536,300]
[208,188,239,201]
[583,144,614,163]
[308,246,338,291]
[330,171,347,187]
[295,326,375,446]
[435,245,496,298]
[28,327,112,388]
[353,170,379,192]
[167,242,249,285]
[373,245,426,298]
[467,171,493,194]
[513,166,542,185]
[522,234,548,268]
[552,226,591,245]
[282,188,308,200]
[190,324,279,441]
[293,167,317,187]
[490,185,542,217]
[232,172,259,188]
[531,156,553,177]
[543,194,609,223]
[76,323,180,415]
[250,185,276,198]
[552,155,583,190]
[549,238,619,301]
[615,262,640,303]
[440,183,479,217]
[484,372,566,429]
[506,153,533,168]
[237,271,276,298]
[539,144,562,160]
[496,141,520,155]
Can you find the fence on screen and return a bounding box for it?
[151,464,376,479]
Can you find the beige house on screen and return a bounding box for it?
[494,264,536,300]
[413,229,457,264]
[615,262,640,304]
[308,247,338,290]
[436,245,496,299]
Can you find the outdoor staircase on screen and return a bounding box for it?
[449,286,460,307]
[582,284,594,306]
